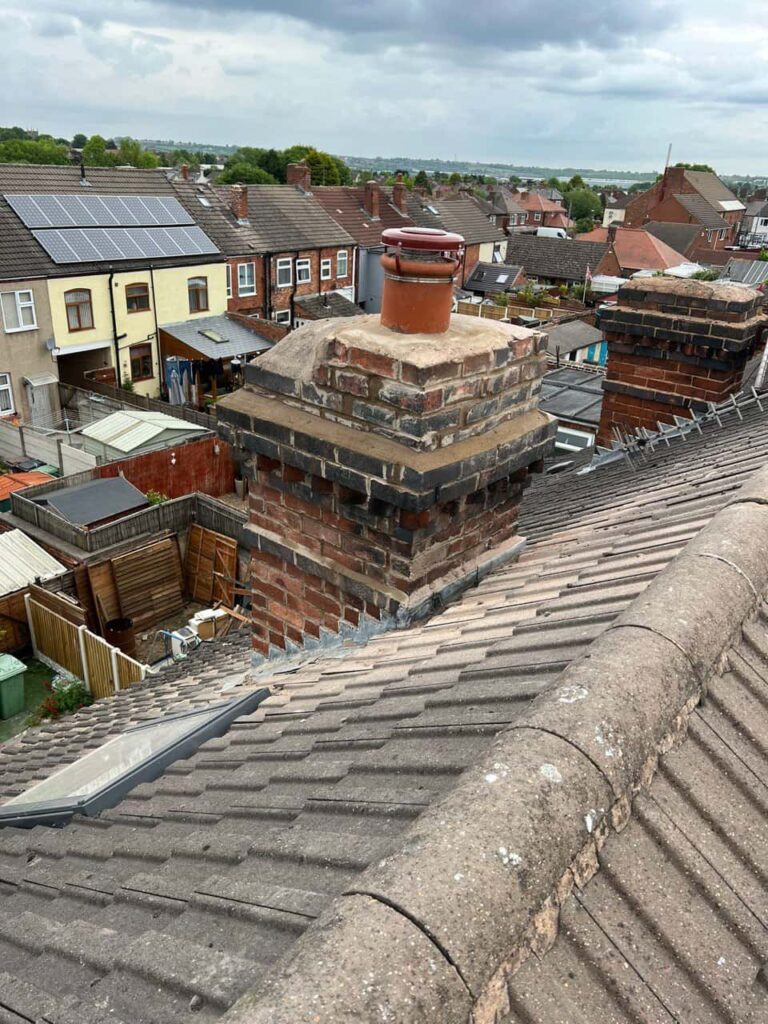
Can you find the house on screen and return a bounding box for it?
[408,193,508,284]
[312,176,411,313]
[623,165,745,254]
[516,190,571,230]
[172,164,357,328]
[578,224,688,276]
[463,260,525,298]
[644,220,706,262]
[545,316,606,365]
[600,190,629,227]
[1,280,768,1024]
[0,164,227,406]
[473,188,530,233]
[739,198,768,246]
[504,234,609,287]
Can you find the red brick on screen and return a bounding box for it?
[348,347,397,378]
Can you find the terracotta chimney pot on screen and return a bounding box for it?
[379,226,464,335]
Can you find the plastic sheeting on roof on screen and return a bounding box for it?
[0,529,66,596]
[80,410,205,453]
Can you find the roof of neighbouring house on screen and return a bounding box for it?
[0,528,67,595]
[505,235,609,282]
[545,316,603,356]
[673,192,730,229]
[80,409,207,454]
[160,313,276,359]
[409,194,508,244]
[0,164,224,282]
[236,185,355,252]
[312,185,411,247]
[2,391,768,1021]
[40,476,149,525]
[0,472,54,503]
[645,219,703,256]
[682,169,745,213]
[464,261,523,293]
[517,191,568,215]
[580,226,687,272]
[539,364,604,429]
[294,292,361,320]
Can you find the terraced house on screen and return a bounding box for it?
[0,165,227,405]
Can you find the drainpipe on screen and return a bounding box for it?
[108,269,126,387]
[264,253,271,320]
[149,265,162,388]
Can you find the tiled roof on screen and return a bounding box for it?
[410,194,507,244]
[579,226,687,270]
[673,192,730,229]
[545,317,603,355]
[0,164,223,281]
[170,179,256,257]
[312,185,410,247]
[237,185,355,252]
[683,169,744,211]
[505,235,608,282]
[294,291,361,319]
[1,396,768,1020]
[517,192,567,215]
[464,261,523,293]
[645,219,702,257]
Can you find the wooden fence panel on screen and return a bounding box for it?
[82,631,115,698]
[117,653,144,688]
[28,599,83,678]
[185,524,238,605]
[111,537,184,631]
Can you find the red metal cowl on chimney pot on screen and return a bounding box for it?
[380,227,464,335]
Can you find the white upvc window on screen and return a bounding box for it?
[238,261,256,296]
[320,258,332,280]
[534,212,542,222]
[1,289,37,332]
[719,228,726,241]
[337,249,349,278]
[0,372,14,414]
[276,258,292,287]
[296,258,311,284]
[274,310,291,324]
[226,264,232,298]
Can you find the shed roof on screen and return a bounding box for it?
[545,317,603,355]
[719,257,768,287]
[42,476,149,525]
[1,397,768,1020]
[0,528,66,595]
[539,364,604,426]
[0,472,54,503]
[160,313,275,359]
[294,292,360,319]
[80,409,206,454]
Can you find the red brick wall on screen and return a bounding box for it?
[96,435,235,498]
[226,256,267,317]
[462,243,481,284]
[269,247,353,315]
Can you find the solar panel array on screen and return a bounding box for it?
[31,226,219,264]
[4,193,193,229]
[3,193,220,265]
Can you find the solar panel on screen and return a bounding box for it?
[31,226,219,264]
[5,194,194,229]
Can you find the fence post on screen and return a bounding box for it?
[19,425,26,457]
[110,646,121,691]
[77,625,91,692]
[56,438,64,475]
[24,593,38,657]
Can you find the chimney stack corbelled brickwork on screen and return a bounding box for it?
[598,278,767,445]
[217,229,556,660]
[286,161,311,191]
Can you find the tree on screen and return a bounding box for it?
[0,126,27,142]
[574,216,596,234]
[81,135,117,166]
[0,137,69,164]
[546,176,561,189]
[218,162,277,185]
[116,137,159,168]
[675,162,715,174]
[414,169,432,193]
[448,172,462,186]
[567,188,602,223]
[71,133,88,149]
[567,174,586,190]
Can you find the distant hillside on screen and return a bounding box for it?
[339,154,657,182]
[138,138,238,156]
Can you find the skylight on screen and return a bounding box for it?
[496,274,509,283]
[197,196,212,207]
[0,689,268,829]
[200,329,226,342]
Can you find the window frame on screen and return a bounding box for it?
[337,249,349,278]
[0,372,14,415]
[534,212,542,222]
[276,258,292,288]
[274,310,291,324]
[125,282,151,314]
[320,258,332,281]
[0,289,37,333]
[129,342,154,382]
[226,263,232,298]
[237,261,256,297]
[64,288,94,332]
[188,276,209,313]
[295,258,312,284]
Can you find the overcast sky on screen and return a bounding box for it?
[2,0,766,174]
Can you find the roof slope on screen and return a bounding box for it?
[1,399,768,1021]
[545,317,602,355]
[237,185,355,251]
[81,410,205,453]
[505,235,608,282]
[43,476,149,525]
[674,192,729,228]
[645,219,702,256]
[312,185,410,246]
[684,169,744,212]
[464,261,523,293]
[410,194,507,244]
[0,528,66,595]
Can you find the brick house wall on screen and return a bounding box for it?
[225,248,354,321]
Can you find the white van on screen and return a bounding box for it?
[536,227,567,239]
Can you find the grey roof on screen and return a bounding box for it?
[0,165,223,282]
[673,192,729,229]
[294,291,361,319]
[684,168,744,211]
[161,314,275,358]
[505,235,608,282]
[744,198,768,218]
[545,316,603,355]
[719,257,768,287]
[2,396,768,1020]
[464,261,523,293]
[539,365,604,426]
[41,476,149,525]
[645,219,702,256]
[409,194,507,244]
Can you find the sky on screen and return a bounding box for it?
[1,0,767,175]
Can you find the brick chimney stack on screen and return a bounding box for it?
[229,184,249,224]
[598,278,767,446]
[607,222,618,246]
[217,229,555,660]
[364,180,381,220]
[180,163,189,181]
[287,161,311,191]
[392,173,408,215]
